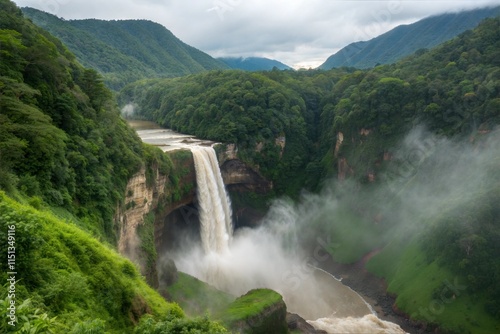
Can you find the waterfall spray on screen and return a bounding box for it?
[191,146,233,254]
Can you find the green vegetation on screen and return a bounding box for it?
[164,149,196,204]
[320,5,500,69]
[134,315,227,334]
[221,289,282,323]
[21,7,229,90]
[165,272,235,317]
[220,289,287,334]
[0,192,187,333]
[0,0,150,244]
[368,239,500,334]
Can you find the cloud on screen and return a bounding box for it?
[12,0,500,68]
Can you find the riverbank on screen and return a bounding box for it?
[316,253,431,334]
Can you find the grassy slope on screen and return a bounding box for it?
[165,272,235,317]
[366,240,499,334]
[0,192,184,333]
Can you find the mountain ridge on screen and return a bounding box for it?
[218,56,292,71]
[320,5,500,69]
[21,7,229,90]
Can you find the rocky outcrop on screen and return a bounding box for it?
[334,132,344,158]
[287,313,328,334]
[216,143,273,193]
[338,157,354,181]
[220,159,272,193]
[224,289,288,334]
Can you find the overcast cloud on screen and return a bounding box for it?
[12,0,500,68]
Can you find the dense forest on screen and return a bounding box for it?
[21,7,229,90]
[120,17,500,333]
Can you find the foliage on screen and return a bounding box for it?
[219,289,287,334]
[220,289,283,324]
[134,314,227,334]
[0,192,185,333]
[0,0,147,243]
[165,272,235,317]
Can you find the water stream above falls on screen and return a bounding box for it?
[130,120,406,333]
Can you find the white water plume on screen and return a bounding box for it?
[179,143,407,333]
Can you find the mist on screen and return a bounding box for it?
[163,126,499,332]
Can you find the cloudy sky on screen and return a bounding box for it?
[12,0,500,68]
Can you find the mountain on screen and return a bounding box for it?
[218,56,292,71]
[21,7,229,90]
[319,5,500,69]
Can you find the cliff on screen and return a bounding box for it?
[116,166,167,273]
[217,143,273,194]
[115,149,196,285]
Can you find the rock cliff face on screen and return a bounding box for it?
[217,143,272,193]
[116,166,166,273]
[220,159,272,193]
[115,150,196,284]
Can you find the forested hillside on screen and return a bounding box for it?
[21,7,229,90]
[0,1,227,331]
[320,5,500,69]
[120,17,500,193]
[120,17,500,332]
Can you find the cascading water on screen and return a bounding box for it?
[190,146,233,254]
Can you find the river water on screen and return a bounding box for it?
[130,120,407,334]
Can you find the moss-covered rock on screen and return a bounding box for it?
[221,289,288,334]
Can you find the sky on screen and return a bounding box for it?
[12,0,500,69]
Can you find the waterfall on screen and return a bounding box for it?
[191,146,233,254]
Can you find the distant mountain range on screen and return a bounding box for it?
[319,5,500,69]
[22,8,229,90]
[218,57,292,71]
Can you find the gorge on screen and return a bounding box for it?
[121,122,407,333]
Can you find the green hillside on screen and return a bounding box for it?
[320,5,500,69]
[21,7,229,90]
